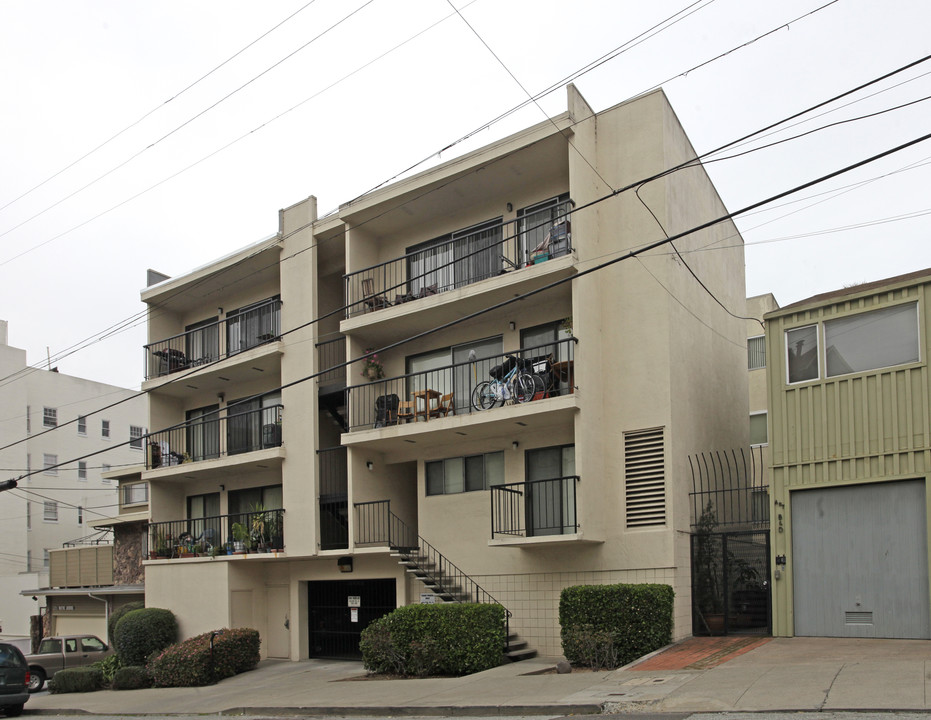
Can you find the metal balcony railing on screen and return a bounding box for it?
[344,199,573,319]
[491,475,580,538]
[345,337,575,431]
[143,297,281,380]
[144,404,283,469]
[147,508,285,558]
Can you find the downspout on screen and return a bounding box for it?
[87,593,109,642]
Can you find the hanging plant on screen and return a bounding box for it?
[361,348,385,381]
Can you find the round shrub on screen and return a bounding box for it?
[148,628,260,687]
[48,667,103,694]
[111,665,151,690]
[113,607,178,666]
[108,600,144,642]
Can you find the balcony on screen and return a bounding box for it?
[491,475,580,541]
[143,297,281,381]
[344,199,573,320]
[146,508,285,559]
[345,338,576,433]
[145,404,283,470]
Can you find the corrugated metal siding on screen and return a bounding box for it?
[50,546,114,588]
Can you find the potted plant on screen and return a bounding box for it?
[155,531,171,559]
[251,503,270,551]
[231,522,252,554]
[361,348,385,381]
[693,501,725,634]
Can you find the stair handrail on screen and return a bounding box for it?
[354,500,512,635]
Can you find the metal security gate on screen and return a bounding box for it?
[308,579,396,659]
[792,480,930,638]
[689,447,771,636]
[691,529,771,636]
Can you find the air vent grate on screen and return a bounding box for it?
[845,611,873,625]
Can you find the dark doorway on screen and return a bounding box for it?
[308,579,396,659]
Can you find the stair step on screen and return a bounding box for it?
[506,639,528,651]
[505,647,537,662]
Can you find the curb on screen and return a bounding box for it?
[25,705,604,717]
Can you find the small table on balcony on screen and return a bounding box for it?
[412,389,441,421]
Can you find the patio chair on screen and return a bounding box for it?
[374,394,400,428]
[398,400,416,423]
[361,278,391,312]
[428,393,454,419]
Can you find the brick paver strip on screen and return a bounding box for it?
[633,636,772,671]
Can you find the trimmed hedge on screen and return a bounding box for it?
[111,665,151,690]
[148,628,260,687]
[360,603,505,677]
[108,600,144,642]
[559,583,674,669]
[113,607,178,666]
[48,667,103,694]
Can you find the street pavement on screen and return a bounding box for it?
[23,636,931,716]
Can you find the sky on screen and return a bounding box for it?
[1,0,930,391]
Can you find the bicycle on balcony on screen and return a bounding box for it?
[471,355,540,410]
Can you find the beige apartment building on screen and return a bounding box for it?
[137,86,748,659]
[0,321,147,643]
[765,269,931,639]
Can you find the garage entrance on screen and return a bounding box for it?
[792,479,930,638]
[308,579,396,659]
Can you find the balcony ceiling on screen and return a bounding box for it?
[143,343,282,398]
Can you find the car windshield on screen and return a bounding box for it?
[0,646,24,668]
[38,638,61,654]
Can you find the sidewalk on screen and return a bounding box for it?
[25,636,931,716]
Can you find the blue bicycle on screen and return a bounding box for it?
[471,355,538,410]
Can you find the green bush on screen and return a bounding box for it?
[111,665,151,690]
[113,607,178,666]
[92,653,122,684]
[148,628,260,688]
[559,583,674,669]
[108,600,144,642]
[47,667,103,693]
[360,603,504,677]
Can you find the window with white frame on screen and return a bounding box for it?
[101,464,111,483]
[43,501,58,522]
[78,461,87,481]
[26,501,30,530]
[122,482,148,506]
[786,325,819,383]
[43,454,57,475]
[748,335,766,370]
[129,425,145,450]
[43,549,49,567]
[749,412,768,446]
[426,451,504,495]
[824,302,919,377]
[43,407,57,428]
[101,419,110,438]
[77,416,86,435]
[78,506,83,525]
[26,406,30,434]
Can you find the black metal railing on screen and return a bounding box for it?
[346,337,576,431]
[354,500,510,632]
[62,531,113,548]
[316,336,347,388]
[145,404,283,469]
[344,200,573,318]
[688,446,769,532]
[319,446,349,551]
[491,475,580,538]
[144,297,281,380]
[146,508,285,558]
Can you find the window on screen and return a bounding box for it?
[43,454,57,475]
[123,482,149,506]
[749,412,768,446]
[824,302,919,377]
[186,405,220,461]
[101,464,111,482]
[517,194,572,263]
[185,316,219,365]
[26,406,30,434]
[426,451,504,495]
[226,296,281,354]
[26,501,30,530]
[407,337,503,417]
[130,425,145,450]
[102,464,111,473]
[748,335,766,370]
[43,549,49,567]
[43,501,58,522]
[407,218,503,296]
[43,407,57,428]
[101,419,110,438]
[77,506,83,525]
[786,325,819,383]
[524,444,576,536]
[77,416,86,435]
[78,461,87,481]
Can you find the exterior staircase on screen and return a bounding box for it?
[356,500,536,661]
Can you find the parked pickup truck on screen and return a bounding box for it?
[24,635,112,692]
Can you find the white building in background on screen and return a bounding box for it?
[0,320,147,642]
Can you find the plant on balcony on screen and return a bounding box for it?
[231,522,252,553]
[250,504,269,551]
[361,348,385,381]
[155,531,171,559]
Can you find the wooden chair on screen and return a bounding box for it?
[428,393,454,419]
[361,277,391,312]
[398,400,416,423]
